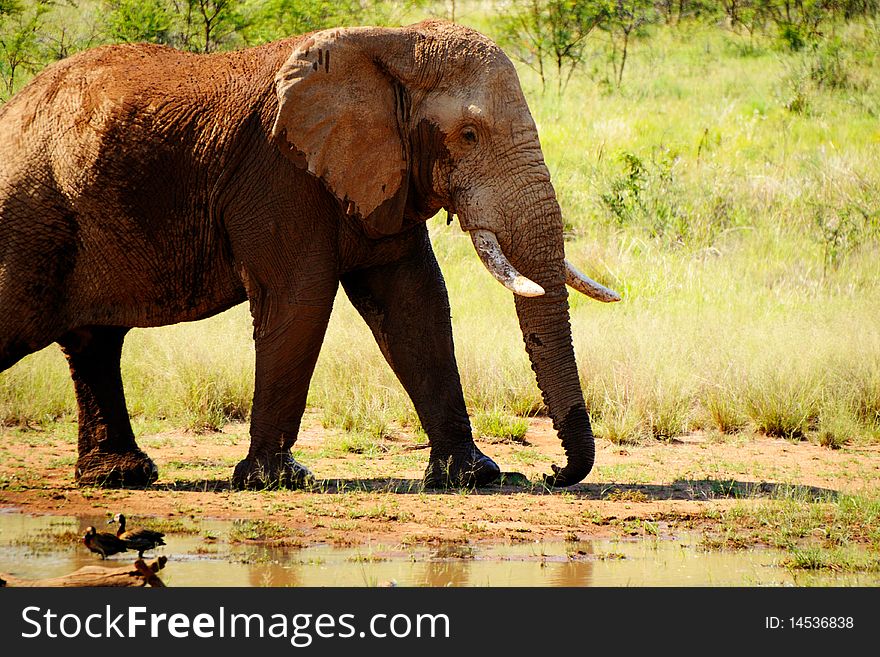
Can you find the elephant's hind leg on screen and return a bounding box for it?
[59,326,157,487]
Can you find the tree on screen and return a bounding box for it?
[546,0,606,92]
[104,0,173,44]
[719,0,768,45]
[602,0,654,86]
[1,0,21,17]
[192,0,239,52]
[498,0,549,90]
[498,0,607,94]
[41,1,104,60]
[242,0,366,44]
[0,0,51,97]
[150,0,249,53]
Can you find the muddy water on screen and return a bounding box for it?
[0,512,875,587]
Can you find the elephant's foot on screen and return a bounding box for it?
[423,444,500,489]
[232,454,314,490]
[75,449,158,488]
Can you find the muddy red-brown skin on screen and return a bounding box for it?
[0,20,594,489]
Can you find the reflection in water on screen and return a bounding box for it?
[2,512,878,587]
[420,545,474,587]
[245,549,301,588]
[550,543,594,587]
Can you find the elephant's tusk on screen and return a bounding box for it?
[469,229,545,298]
[565,260,621,303]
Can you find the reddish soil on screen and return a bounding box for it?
[2,414,878,546]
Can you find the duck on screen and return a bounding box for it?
[83,526,129,559]
[108,513,166,558]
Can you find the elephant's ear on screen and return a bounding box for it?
[272,29,410,237]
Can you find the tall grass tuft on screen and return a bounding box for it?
[0,349,73,426]
[122,307,255,432]
[701,386,748,434]
[745,372,820,440]
[817,403,858,449]
[848,359,880,437]
[472,408,529,444]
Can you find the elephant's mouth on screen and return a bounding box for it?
[467,228,621,303]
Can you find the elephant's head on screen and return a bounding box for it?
[270,20,619,486]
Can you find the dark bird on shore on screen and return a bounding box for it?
[109,513,166,558]
[83,526,129,559]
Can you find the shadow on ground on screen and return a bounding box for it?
[153,475,839,501]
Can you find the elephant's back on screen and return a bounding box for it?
[1,44,210,196]
[0,43,193,141]
[0,37,300,178]
[0,42,272,328]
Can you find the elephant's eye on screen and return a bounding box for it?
[461,127,478,145]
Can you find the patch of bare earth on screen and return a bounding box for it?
[1,414,878,547]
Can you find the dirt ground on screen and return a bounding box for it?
[1,413,879,547]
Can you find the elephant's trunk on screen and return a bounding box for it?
[514,285,595,486]
[463,183,598,486]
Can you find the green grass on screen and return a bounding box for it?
[228,519,290,543]
[322,432,393,457]
[472,408,529,443]
[783,548,880,573]
[127,517,202,535]
[696,488,880,569]
[720,490,880,549]
[1,5,879,452]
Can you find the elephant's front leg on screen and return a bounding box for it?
[341,228,500,488]
[232,293,336,489]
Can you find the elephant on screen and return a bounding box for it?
[0,19,619,490]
